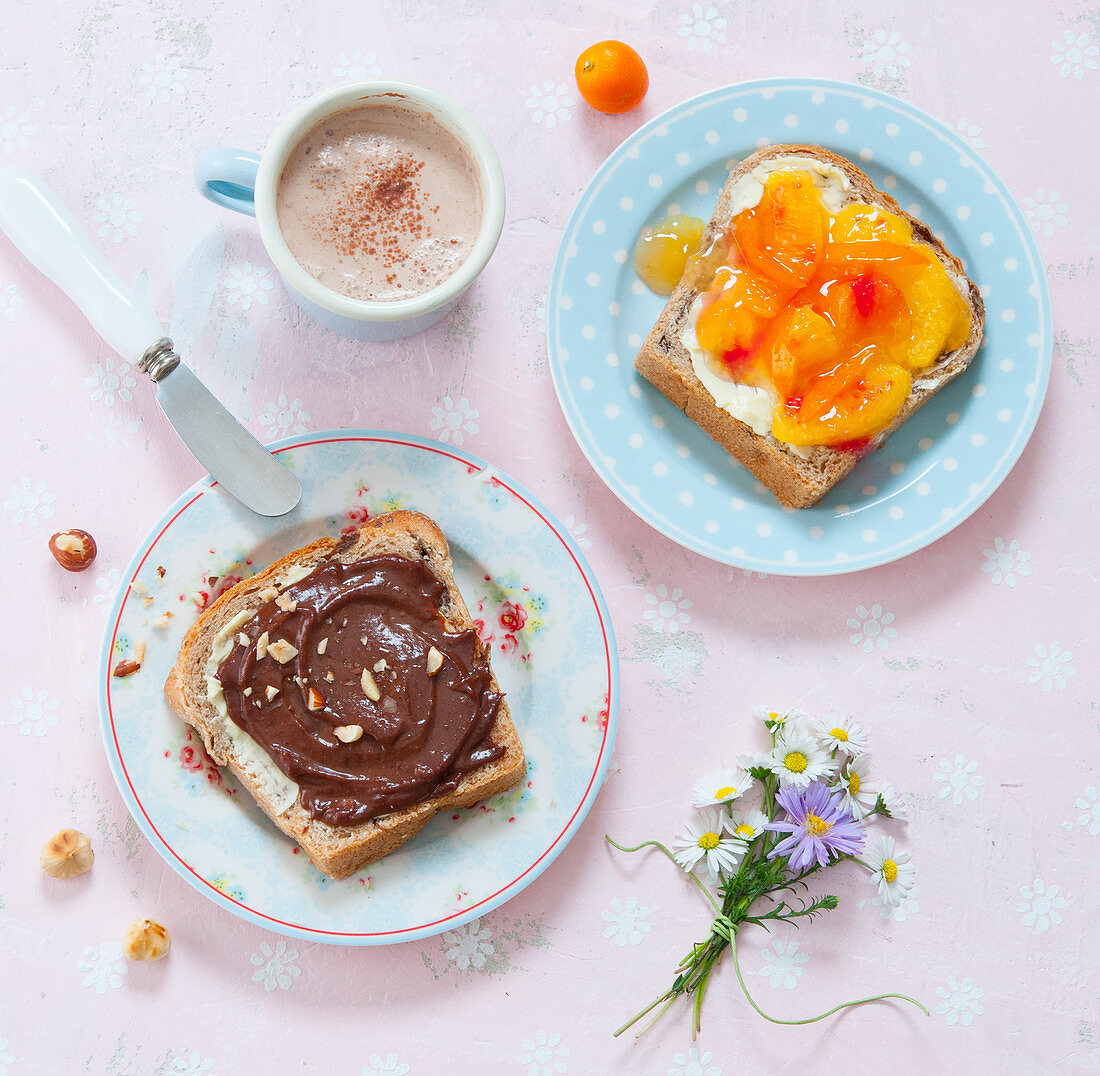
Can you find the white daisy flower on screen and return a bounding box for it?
[863,835,915,907]
[767,730,833,788]
[876,782,908,820]
[672,808,743,880]
[753,706,811,738]
[691,766,754,808]
[815,717,869,756]
[729,807,768,843]
[833,753,879,819]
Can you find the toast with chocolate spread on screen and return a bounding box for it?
[164,510,526,879]
[634,144,985,508]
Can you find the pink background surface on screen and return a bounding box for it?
[1,1,1097,1073]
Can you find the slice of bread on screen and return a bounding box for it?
[634,143,985,508]
[164,510,526,879]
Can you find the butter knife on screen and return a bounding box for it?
[0,167,302,517]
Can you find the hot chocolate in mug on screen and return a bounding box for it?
[195,81,505,342]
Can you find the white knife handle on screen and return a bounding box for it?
[0,167,164,365]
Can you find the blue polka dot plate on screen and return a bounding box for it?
[547,78,1051,575]
[99,431,618,944]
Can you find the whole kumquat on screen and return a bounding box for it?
[574,40,649,115]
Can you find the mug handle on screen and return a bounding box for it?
[194,147,261,217]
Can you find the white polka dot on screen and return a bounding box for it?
[626,147,640,160]
[653,462,668,476]
[705,130,719,144]
[970,433,985,448]
[1003,257,1017,271]
[946,412,960,425]
[695,179,710,196]
[834,504,850,516]
[579,377,594,390]
[652,415,665,430]
[862,485,877,496]
[628,433,643,448]
[909,150,923,166]
[783,550,798,564]
[980,231,993,246]
[560,295,573,310]
[605,457,616,470]
[916,482,931,496]
[628,383,641,398]
[627,332,642,347]
[614,249,628,264]
[676,444,690,459]
[918,438,933,450]
[679,491,693,506]
[809,525,824,539]
[731,497,745,511]
[705,520,718,533]
[703,473,717,485]
[998,408,1012,422]
[648,174,662,189]
[761,87,775,100]
[862,529,876,543]
[586,272,600,287]
[1000,358,1014,372]
[943,457,957,471]
[581,324,596,339]
[907,203,923,216]
[859,147,873,162]
[757,523,771,537]
[941,506,955,520]
[933,230,946,243]
[730,545,745,558]
[888,506,903,520]
[883,175,897,189]
[972,383,986,397]
[559,349,568,362]
[733,107,748,122]
[567,243,578,258]
[811,90,825,105]
[983,180,994,194]
[959,154,972,168]
[666,202,680,216]
[835,119,849,133]
[631,281,645,295]
[956,206,971,220]
[606,352,619,366]
[1001,308,1015,323]
[885,122,899,137]
[592,219,606,235]
[626,484,640,498]
[784,113,799,128]
[755,136,771,149]
[676,151,690,166]
[1029,283,1039,298]
[932,179,947,194]
[889,461,904,475]
[609,302,620,317]
[1025,382,1037,398]
[979,283,991,298]
[1027,332,1040,347]
[836,551,850,563]
[620,196,634,211]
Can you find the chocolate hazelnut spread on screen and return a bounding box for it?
[216,555,504,827]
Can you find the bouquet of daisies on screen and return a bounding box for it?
[609,708,922,1038]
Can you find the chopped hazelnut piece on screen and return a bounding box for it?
[243,687,252,697]
[307,688,325,711]
[360,668,381,702]
[256,631,269,660]
[237,632,250,647]
[153,611,174,630]
[317,638,328,655]
[268,638,298,664]
[259,586,279,601]
[133,638,147,664]
[130,579,149,597]
[373,659,388,673]
[275,594,298,613]
[112,658,141,678]
[334,724,363,743]
[324,671,335,682]
[426,646,444,676]
[265,685,280,701]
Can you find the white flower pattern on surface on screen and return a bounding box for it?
[678,5,727,52]
[933,755,985,805]
[643,583,692,634]
[362,1055,409,1076]
[442,917,494,970]
[935,976,984,1027]
[601,897,651,947]
[86,357,137,408]
[953,118,986,149]
[1017,879,1066,931]
[168,1052,216,1075]
[77,941,127,993]
[224,260,275,311]
[1074,787,1100,836]
[847,603,896,652]
[92,567,121,615]
[8,687,59,737]
[138,54,189,103]
[430,395,480,445]
[874,882,920,922]
[525,81,575,128]
[5,478,56,528]
[0,104,34,154]
[759,938,807,989]
[0,1036,14,1075]
[0,280,21,322]
[981,537,1031,586]
[260,394,311,440]
[249,940,301,991]
[860,28,912,79]
[92,192,143,243]
[669,1048,721,1076]
[1051,30,1098,80]
[563,514,591,548]
[517,1030,569,1075]
[1022,188,1069,237]
[333,50,382,80]
[1025,643,1075,691]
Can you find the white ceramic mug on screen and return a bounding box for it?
[195,81,505,342]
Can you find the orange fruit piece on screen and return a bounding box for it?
[695,266,791,370]
[633,215,706,296]
[766,307,840,399]
[575,41,649,114]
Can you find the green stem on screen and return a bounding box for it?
[605,836,724,917]
[730,932,929,1024]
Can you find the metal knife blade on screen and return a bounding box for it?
[0,167,302,517]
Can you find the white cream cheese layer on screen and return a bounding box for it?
[204,607,300,815]
[725,155,851,216]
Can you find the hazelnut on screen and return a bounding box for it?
[307,687,325,711]
[122,918,171,961]
[267,638,298,664]
[112,658,141,678]
[426,646,444,676]
[48,529,97,572]
[334,724,364,743]
[40,828,94,878]
[360,668,380,702]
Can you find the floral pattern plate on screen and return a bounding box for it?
[548,78,1052,575]
[98,431,618,944]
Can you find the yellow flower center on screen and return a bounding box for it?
[805,813,831,837]
[698,831,720,851]
[831,727,849,741]
[883,859,898,883]
[848,772,861,795]
[768,711,780,721]
[714,785,737,799]
[784,751,808,773]
[735,823,755,839]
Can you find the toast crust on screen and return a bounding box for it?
[163,510,526,879]
[634,144,985,508]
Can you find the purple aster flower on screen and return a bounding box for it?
[765,780,865,872]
